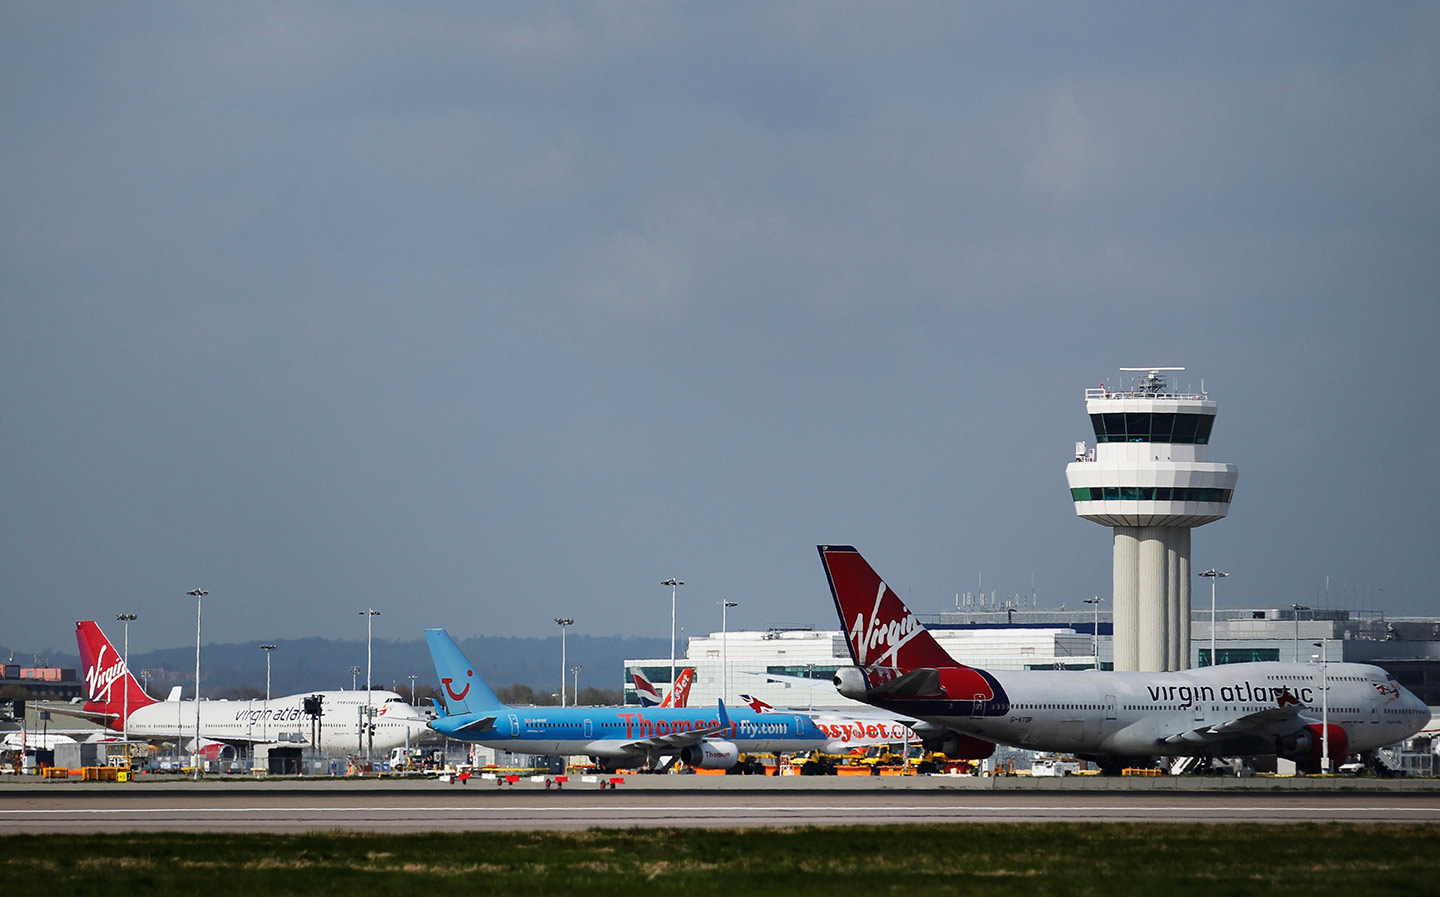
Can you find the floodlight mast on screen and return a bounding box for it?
[661,579,684,690]
[116,614,138,755]
[554,618,574,706]
[186,588,208,778]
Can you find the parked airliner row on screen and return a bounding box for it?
[426,628,833,769]
[818,546,1430,773]
[424,628,912,770]
[52,620,430,756]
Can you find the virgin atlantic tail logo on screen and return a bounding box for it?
[849,581,926,669]
[84,644,126,705]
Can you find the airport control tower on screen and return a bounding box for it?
[1065,368,1238,672]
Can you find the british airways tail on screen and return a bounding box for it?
[424,628,504,716]
[631,668,663,706]
[817,545,961,672]
[75,620,158,729]
[631,666,695,707]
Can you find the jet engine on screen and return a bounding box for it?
[1276,723,1349,773]
[923,731,996,760]
[833,667,869,701]
[679,740,740,770]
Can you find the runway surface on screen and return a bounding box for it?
[4,787,1439,833]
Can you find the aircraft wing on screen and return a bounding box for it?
[1161,705,1305,747]
[620,701,733,753]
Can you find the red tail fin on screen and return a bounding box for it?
[75,620,157,729]
[661,668,696,708]
[818,546,961,671]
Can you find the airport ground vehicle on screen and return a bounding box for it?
[1029,754,1083,776]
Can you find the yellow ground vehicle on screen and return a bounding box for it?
[856,744,975,775]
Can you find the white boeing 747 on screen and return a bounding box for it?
[818,546,1429,773]
[48,620,430,757]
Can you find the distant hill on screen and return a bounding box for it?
[0,634,671,699]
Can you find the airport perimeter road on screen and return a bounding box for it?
[3,787,1439,833]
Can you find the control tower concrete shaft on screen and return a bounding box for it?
[1065,368,1238,672]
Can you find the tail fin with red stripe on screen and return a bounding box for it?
[817,546,961,672]
[661,668,695,708]
[75,620,157,729]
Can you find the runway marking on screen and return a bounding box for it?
[4,804,1439,815]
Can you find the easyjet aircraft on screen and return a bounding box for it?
[818,546,1429,774]
[54,620,430,757]
[631,667,695,708]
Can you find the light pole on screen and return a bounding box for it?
[1312,639,1330,773]
[260,645,276,745]
[350,665,360,690]
[571,665,581,705]
[115,614,137,758]
[1198,570,1229,668]
[1082,598,1103,670]
[186,588,208,778]
[721,600,738,700]
[358,609,379,762]
[661,578,684,691]
[407,674,418,704]
[1290,604,1309,663]
[554,618,573,706]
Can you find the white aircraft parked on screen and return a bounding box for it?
[1,731,78,751]
[46,620,430,757]
[818,545,1430,774]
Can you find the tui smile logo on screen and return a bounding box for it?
[443,671,472,702]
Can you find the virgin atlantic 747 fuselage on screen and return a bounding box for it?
[818,546,1429,772]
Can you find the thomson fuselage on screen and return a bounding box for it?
[431,704,832,760]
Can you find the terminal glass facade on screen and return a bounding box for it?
[764,665,841,680]
[1197,648,1280,667]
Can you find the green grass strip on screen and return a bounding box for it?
[2,823,1437,897]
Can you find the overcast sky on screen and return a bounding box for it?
[4,3,1437,657]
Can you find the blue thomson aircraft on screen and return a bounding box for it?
[424,628,832,772]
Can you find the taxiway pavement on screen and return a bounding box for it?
[3,778,1438,832]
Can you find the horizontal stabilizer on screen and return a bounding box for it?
[869,668,945,698]
[455,715,497,734]
[30,702,119,724]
